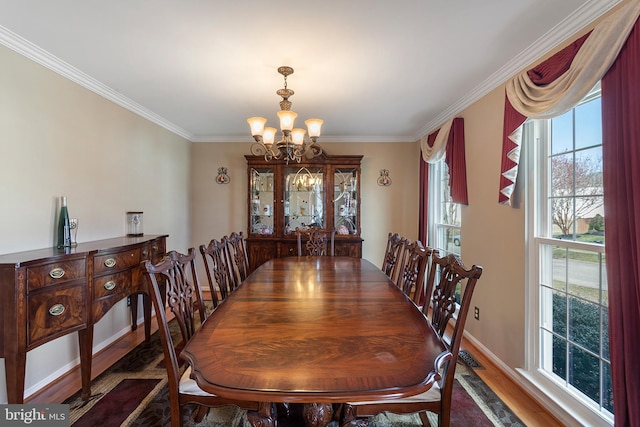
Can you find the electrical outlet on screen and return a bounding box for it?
[127,296,131,307]
[474,306,480,320]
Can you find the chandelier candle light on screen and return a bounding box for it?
[248,66,324,163]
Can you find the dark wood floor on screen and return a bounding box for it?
[26,315,563,427]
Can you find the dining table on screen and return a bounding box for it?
[180,256,448,427]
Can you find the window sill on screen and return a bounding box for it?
[516,368,613,427]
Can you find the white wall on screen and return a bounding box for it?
[457,85,527,368]
[0,44,191,402]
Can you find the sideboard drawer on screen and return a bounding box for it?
[27,284,86,346]
[27,259,86,291]
[149,238,166,261]
[94,249,141,275]
[93,270,131,300]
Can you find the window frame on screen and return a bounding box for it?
[523,88,613,426]
[427,160,461,257]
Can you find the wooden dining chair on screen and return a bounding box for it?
[389,236,411,287]
[381,233,404,281]
[143,249,261,427]
[340,253,483,427]
[296,226,335,256]
[395,241,435,305]
[199,238,234,307]
[223,231,251,285]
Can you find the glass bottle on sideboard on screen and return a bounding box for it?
[57,196,71,249]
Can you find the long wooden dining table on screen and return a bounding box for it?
[180,256,448,427]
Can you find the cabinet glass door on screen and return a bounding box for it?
[284,166,324,235]
[334,168,359,235]
[250,168,275,235]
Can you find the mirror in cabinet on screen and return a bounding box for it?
[250,167,275,235]
[284,166,325,235]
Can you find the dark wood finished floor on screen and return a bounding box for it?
[26,310,563,427]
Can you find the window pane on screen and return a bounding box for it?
[551,110,573,154]
[575,146,603,188]
[575,97,602,150]
[553,290,567,336]
[569,344,600,402]
[566,248,601,303]
[553,333,567,380]
[552,246,568,291]
[551,153,575,196]
[568,297,600,353]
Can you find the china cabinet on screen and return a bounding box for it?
[246,153,363,270]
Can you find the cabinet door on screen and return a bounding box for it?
[249,167,276,236]
[333,167,360,236]
[284,166,325,235]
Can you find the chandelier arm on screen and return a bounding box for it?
[250,142,267,156]
[305,143,323,158]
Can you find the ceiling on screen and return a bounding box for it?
[0,0,620,143]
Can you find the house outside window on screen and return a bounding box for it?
[525,84,612,424]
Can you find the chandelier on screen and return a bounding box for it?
[247,66,323,163]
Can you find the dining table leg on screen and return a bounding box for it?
[302,403,333,427]
[246,402,277,427]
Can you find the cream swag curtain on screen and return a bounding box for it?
[506,0,640,119]
[500,0,640,205]
[420,118,453,163]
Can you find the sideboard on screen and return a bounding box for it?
[0,235,167,403]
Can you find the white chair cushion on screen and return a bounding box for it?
[347,381,441,405]
[179,365,216,397]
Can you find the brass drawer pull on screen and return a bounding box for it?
[49,267,65,279]
[104,280,117,291]
[104,258,116,268]
[49,304,65,316]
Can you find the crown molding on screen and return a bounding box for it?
[192,134,415,143]
[0,25,195,141]
[414,0,621,140]
[0,0,621,144]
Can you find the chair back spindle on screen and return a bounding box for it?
[396,241,434,305]
[225,231,251,284]
[200,239,234,306]
[381,233,404,281]
[296,227,335,256]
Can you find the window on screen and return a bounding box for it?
[526,84,611,424]
[428,160,461,256]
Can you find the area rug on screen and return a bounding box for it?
[66,326,525,427]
